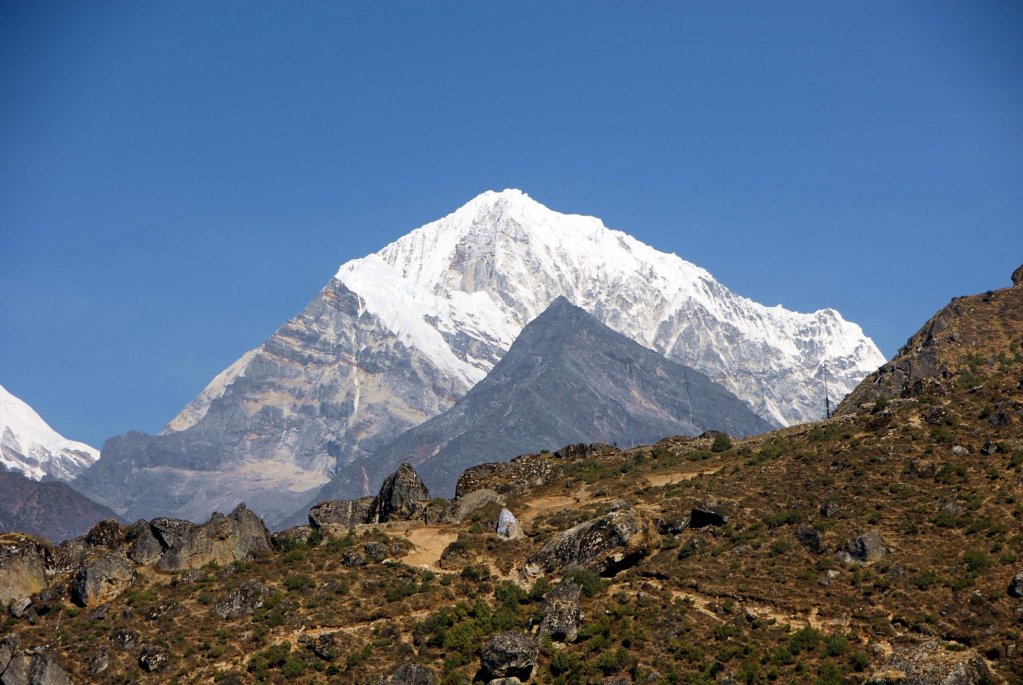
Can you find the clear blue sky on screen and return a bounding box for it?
[1,1,1021,448]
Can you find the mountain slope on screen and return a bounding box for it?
[0,383,99,481]
[0,470,119,542]
[79,190,882,528]
[74,280,469,525]
[320,297,774,500]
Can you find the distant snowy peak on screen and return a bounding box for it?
[335,189,885,426]
[0,384,99,481]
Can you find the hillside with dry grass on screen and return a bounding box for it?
[2,268,1022,684]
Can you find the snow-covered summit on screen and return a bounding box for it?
[334,189,885,425]
[0,383,99,481]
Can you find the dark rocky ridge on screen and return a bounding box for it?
[315,297,774,502]
[0,471,119,543]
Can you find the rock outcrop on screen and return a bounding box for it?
[213,580,272,620]
[155,504,272,572]
[371,464,431,523]
[840,532,888,564]
[526,508,649,577]
[865,640,996,685]
[0,536,47,606]
[539,581,583,642]
[71,554,136,607]
[308,498,375,534]
[390,662,437,685]
[0,651,73,685]
[479,631,538,682]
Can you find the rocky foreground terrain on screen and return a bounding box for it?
[1,267,1021,684]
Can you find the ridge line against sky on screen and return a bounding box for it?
[1,1,1021,447]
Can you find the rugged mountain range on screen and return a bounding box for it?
[0,383,99,481]
[75,190,883,527]
[316,296,774,503]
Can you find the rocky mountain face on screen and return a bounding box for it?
[317,297,775,503]
[0,384,98,482]
[0,471,119,543]
[73,279,468,525]
[77,190,883,528]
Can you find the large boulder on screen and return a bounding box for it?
[539,581,583,642]
[526,508,649,576]
[794,524,826,555]
[0,635,18,674]
[155,504,272,572]
[479,631,538,681]
[371,464,431,523]
[390,662,436,684]
[71,554,136,607]
[496,509,521,540]
[213,579,272,620]
[840,532,888,564]
[308,498,375,535]
[0,653,73,685]
[138,644,170,672]
[865,640,995,685]
[125,521,164,566]
[0,536,47,606]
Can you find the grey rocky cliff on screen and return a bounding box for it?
[74,279,469,528]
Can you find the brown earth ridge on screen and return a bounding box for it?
[1,266,1022,684]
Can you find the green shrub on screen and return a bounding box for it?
[711,433,733,452]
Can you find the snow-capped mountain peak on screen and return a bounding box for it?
[0,383,99,481]
[334,190,884,426]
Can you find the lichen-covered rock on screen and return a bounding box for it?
[865,640,995,685]
[7,598,30,620]
[71,554,136,607]
[479,631,538,681]
[155,504,272,572]
[213,579,272,620]
[390,662,436,684]
[1,653,73,685]
[840,532,888,564]
[0,536,47,606]
[526,508,648,576]
[539,581,583,642]
[371,464,431,523]
[138,644,170,672]
[308,498,375,535]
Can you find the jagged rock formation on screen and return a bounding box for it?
[866,641,996,685]
[0,384,98,482]
[78,190,882,529]
[316,298,774,502]
[152,504,272,572]
[838,264,1023,413]
[0,471,118,543]
[307,464,434,535]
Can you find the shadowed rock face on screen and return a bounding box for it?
[371,463,431,523]
[316,298,775,502]
[71,554,136,607]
